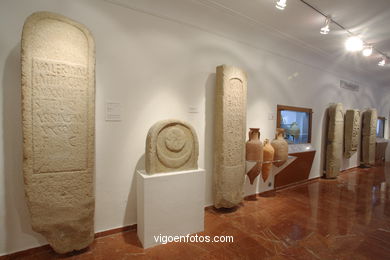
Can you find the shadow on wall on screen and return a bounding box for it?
[2,44,46,252]
[122,154,144,244]
[204,73,216,206]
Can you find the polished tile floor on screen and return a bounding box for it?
[6,164,390,259]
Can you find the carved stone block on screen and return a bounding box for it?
[145,120,199,174]
[344,109,360,158]
[325,103,344,178]
[213,65,247,208]
[21,12,95,253]
[361,109,377,166]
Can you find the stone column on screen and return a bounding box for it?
[213,65,247,208]
[325,103,344,178]
[344,109,360,158]
[21,12,95,254]
[361,109,377,166]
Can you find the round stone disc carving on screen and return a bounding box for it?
[157,125,193,169]
[146,120,198,174]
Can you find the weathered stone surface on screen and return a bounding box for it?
[213,65,247,208]
[145,119,198,174]
[21,12,95,254]
[344,109,360,158]
[325,103,344,178]
[361,109,377,166]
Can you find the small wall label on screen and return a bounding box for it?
[106,102,121,121]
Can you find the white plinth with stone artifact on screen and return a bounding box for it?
[137,169,205,248]
[361,109,377,166]
[213,65,247,208]
[325,103,344,178]
[21,12,95,253]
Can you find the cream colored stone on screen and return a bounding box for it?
[361,109,377,166]
[213,65,247,208]
[145,119,199,174]
[325,103,344,178]
[344,109,360,158]
[21,12,95,254]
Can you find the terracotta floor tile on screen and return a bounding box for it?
[5,164,390,260]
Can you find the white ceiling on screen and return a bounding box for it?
[201,0,390,86]
[110,0,390,86]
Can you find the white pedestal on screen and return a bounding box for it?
[137,169,205,248]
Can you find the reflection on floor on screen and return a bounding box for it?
[5,164,390,259]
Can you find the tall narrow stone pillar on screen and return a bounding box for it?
[325,103,344,178]
[21,12,95,253]
[361,109,377,166]
[213,65,247,208]
[344,109,360,158]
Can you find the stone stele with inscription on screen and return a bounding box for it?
[213,65,247,209]
[21,12,95,254]
[325,103,344,179]
[145,119,199,174]
[361,109,377,166]
[344,109,360,158]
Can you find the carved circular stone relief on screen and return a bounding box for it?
[156,124,193,169]
[165,127,186,152]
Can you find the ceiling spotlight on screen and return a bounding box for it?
[345,36,363,52]
[362,45,373,57]
[320,17,331,35]
[378,57,386,66]
[276,0,287,10]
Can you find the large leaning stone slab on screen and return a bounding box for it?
[145,119,199,174]
[213,65,247,208]
[361,109,377,166]
[344,109,360,158]
[21,12,95,254]
[325,103,344,179]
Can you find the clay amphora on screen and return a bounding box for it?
[261,139,274,182]
[271,128,288,167]
[246,128,263,161]
[245,128,263,184]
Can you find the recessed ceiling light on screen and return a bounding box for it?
[276,0,287,10]
[345,36,363,52]
[362,45,373,57]
[320,17,331,35]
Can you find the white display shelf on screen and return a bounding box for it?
[244,156,297,194]
[288,143,315,153]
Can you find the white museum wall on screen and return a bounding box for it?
[1,0,389,255]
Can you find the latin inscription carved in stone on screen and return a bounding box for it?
[22,11,95,254]
[32,58,88,173]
